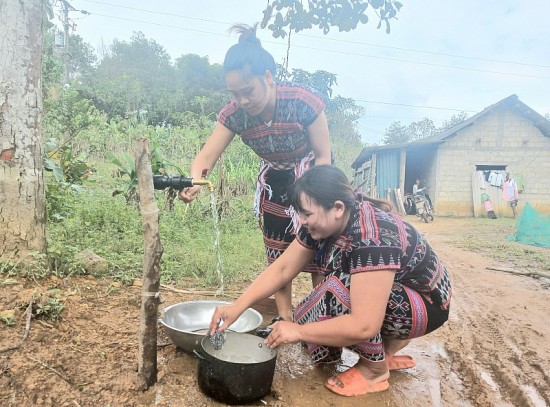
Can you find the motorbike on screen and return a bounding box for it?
[407,186,434,223]
[404,192,416,215]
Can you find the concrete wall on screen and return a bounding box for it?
[435,108,550,216]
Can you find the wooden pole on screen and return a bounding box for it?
[399,148,406,197]
[134,139,163,388]
[370,154,377,198]
[394,188,407,215]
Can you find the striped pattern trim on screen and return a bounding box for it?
[403,285,428,339]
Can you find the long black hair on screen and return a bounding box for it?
[223,23,276,80]
[289,165,393,213]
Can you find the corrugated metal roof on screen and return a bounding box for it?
[352,94,550,169]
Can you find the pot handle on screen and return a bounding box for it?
[255,316,284,338]
[255,327,272,339]
[193,349,205,360]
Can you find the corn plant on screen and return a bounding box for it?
[109,139,185,207]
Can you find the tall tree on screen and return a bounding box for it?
[0,0,47,262]
[382,121,411,145]
[67,34,97,81]
[438,111,469,132]
[408,117,436,141]
[43,87,101,144]
[327,95,366,175]
[277,66,365,172]
[383,112,470,145]
[328,95,365,144]
[174,54,227,119]
[276,66,337,104]
[80,32,176,124]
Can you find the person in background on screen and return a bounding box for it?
[503,173,519,218]
[179,23,332,322]
[481,193,497,219]
[412,178,421,195]
[209,165,452,397]
[412,178,434,211]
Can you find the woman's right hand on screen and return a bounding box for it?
[208,304,243,334]
[178,185,201,203]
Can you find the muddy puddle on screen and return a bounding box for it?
[148,333,454,407]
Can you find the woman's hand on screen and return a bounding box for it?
[182,123,236,204]
[208,304,243,334]
[264,320,303,349]
[178,185,201,203]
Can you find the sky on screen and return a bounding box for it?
[55,0,550,144]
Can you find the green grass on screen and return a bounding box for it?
[45,162,266,287]
[445,217,550,273]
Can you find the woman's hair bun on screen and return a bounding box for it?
[224,22,276,76]
[229,23,261,47]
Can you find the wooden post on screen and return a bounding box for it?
[386,187,392,202]
[134,139,163,388]
[399,148,406,197]
[370,154,377,198]
[394,188,407,215]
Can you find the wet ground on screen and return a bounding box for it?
[1,217,549,406]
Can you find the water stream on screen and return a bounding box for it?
[209,191,224,295]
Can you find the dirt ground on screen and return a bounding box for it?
[1,216,549,407]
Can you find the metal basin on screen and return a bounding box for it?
[159,300,263,352]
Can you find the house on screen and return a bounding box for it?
[352,95,550,217]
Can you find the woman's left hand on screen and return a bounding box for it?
[264,320,303,349]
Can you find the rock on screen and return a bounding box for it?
[76,250,109,274]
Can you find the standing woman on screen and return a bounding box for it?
[209,165,452,397]
[179,24,332,321]
[503,172,519,218]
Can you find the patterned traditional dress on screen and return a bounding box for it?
[293,197,452,364]
[218,82,325,272]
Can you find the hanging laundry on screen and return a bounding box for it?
[513,173,525,192]
[488,170,504,187]
[495,171,504,187]
[477,171,486,189]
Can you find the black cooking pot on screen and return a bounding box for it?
[195,331,277,405]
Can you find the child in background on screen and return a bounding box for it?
[481,193,497,219]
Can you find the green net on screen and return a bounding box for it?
[508,202,550,247]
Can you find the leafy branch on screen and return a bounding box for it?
[261,0,403,38]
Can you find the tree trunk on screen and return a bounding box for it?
[0,0,46,262]
[134,139,163,388]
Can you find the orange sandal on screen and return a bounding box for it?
[386,354,416,370]
[325,367,389,396]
